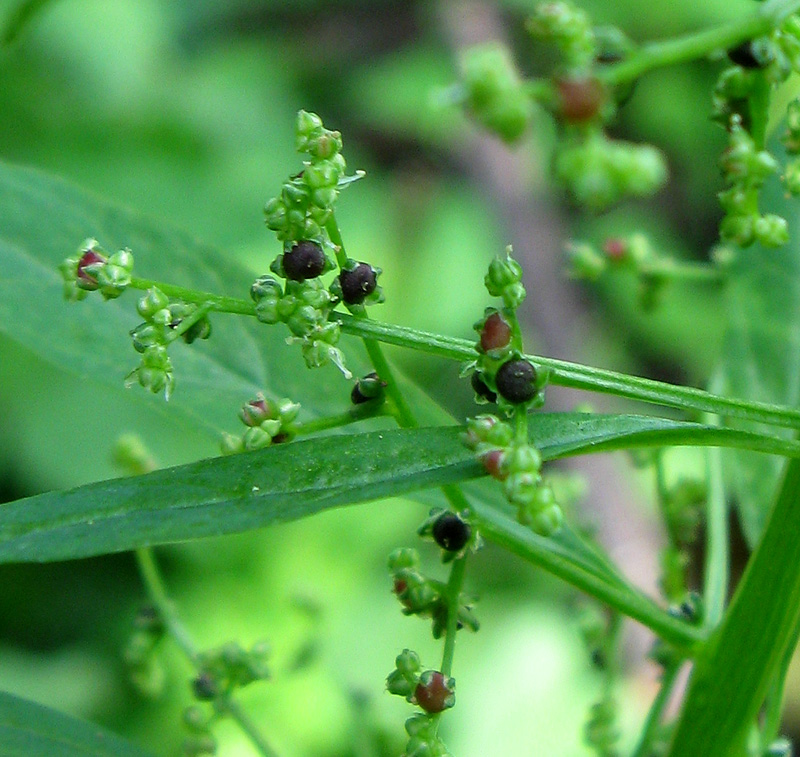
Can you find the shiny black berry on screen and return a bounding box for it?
[432,512,471,552]
[339,262,377,304]
[495,359,537,404]
[282,241,326,281]
[471,371,497,403]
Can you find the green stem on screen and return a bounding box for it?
[165,301,214,344]
[702,445,729,629]
[134,548,199,662]
[631,663,683,757]
[440,555,468,678]
[667,458,800,756]
[470,502,706,650]
[294,401,392,435]
[134,548,279,757]
[124,278,800,430]
[598,0,800,87]
[129,277,256,316]
[332,313,800,430]
[637,260,726,284]
[360,334,419,428]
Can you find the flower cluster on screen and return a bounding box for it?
[463,415,562,536]
[258,111,383,375]
[718,115,787,248]
[388,547,479,639]
[127,286,213,400]
[220,393,300,454]
[123,605,166,699]
[60,237,133,301]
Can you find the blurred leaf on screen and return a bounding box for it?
[717,144,800,546]
[0,689,154,757]
[2,413,799,564]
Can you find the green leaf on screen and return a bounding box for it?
[2,412,798,565]
[717,142,800,545]
[0,689,154,757]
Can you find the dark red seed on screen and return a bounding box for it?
[555,77,606,123]
[76,250,106,288]
[480,313,512,352]
[414,671,454,714]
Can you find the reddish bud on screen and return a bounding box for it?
[480,312,512,352]
[76,249,106,289]
[555,77,606,123]
[414,671,455,714]
[602,238,628,262]
[481,449,507,480]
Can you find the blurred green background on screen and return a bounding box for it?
[0,0,764,754]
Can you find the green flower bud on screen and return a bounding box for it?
[505,444,542,474]
[386,668,416,699]
[754,213,789,247]
[304,161,340,190]
[264,197,287,231]
[183,733,217,757]
[461,43,533,143]
[720,212,755,246]
[526,0,595,67]
[137,287,170,319]
[130,322,163,353]
[783,158,800,194]
[396,648,422,675]
[564,241,607,280]
[485,248,524,297]
[129,344,174,399]
[351,372,386,404]
[389,547,420,571]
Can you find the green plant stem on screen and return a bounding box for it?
[332,313,800,430]
[667,458,800,756]
[123,278,800,430]
[470,502,705,650]
[294,402,392,435]
[631,663,683,757]
[703,445,729,629]
[636,259,726,284]
[134,548,279,757]
[129,276,257,316]
[134,548,199,662]
[440,554,468,678]
[165,301,214,344]
[599,0,800,87]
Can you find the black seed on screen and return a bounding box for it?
[351,372,385,404]
[471,372,497,403]
[192,672,218,701]
[283,241,326,281]
[339,263,377,304]
[727,41,762,69]
[495,359,537,404]
[432,512,471,552]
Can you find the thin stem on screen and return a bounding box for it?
[165,301,214,344]
[294,401,392,436]
[703,445,729,630]
[361,334,419,428]
[636,260,726,284]
[470,502,706,650]
[134,548,279,757]
[129,277,256,316]
[125,277,800,430]
[631,663,683,757]
[440,555,468,678]
[135,547,199,662]
[332,313,800,430]
[598,0,800,87]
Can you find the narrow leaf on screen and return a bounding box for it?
[2,413,799,564]
[0,689,154,757]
